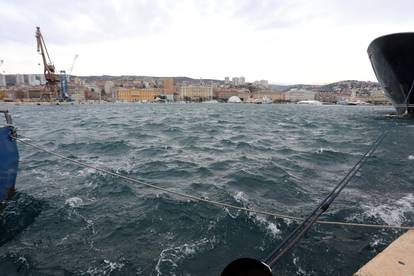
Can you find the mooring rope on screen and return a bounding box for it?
[264,126,391,266]
[404,80,414,114]
[13,136,414,231]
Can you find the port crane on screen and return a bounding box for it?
[35,26,60,100]
[68,54,79,81]
[58,54,79,98]
[59,54,80,99]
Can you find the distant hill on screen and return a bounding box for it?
[272,80,381,92]
[74,75,224,85]
[3,74,381,93]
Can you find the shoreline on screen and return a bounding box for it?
[0,101,392,106]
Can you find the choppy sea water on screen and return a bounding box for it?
[0,103,413,275]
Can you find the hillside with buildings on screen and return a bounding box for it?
[0,74,389,105]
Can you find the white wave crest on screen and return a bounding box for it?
[86,259,125,275]
[292,255,307,275]
[317,147,326,154]
[78,168,97,177]
[251,214,281,237]
[231,191,281,237]
[362,194,414,225]
[155,238,214,276]
[233,191,248,204]
[65,197,83,208]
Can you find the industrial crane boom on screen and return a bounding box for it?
[35,26,60,99]
[68,54,79,76]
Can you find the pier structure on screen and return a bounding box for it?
[355,230,414,276]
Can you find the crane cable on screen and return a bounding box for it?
[11,134,413,232]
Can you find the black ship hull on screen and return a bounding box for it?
[368,33,414,114]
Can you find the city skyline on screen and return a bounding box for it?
[1,0,414,84]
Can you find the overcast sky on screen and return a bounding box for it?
[1,0,413,84]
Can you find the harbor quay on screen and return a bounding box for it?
[354,230,414,276]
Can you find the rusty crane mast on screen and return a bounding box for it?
[35,26,60,100]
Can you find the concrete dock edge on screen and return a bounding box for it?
[354,230,414,276]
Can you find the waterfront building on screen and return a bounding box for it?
[213,88,250,101]
[117,88,161,102]
[85,89,100,101]
[73,91,86,102]
[180,85,213,101]
[3,90,15,101]
[252,90,285,102]
[349,89,368,103]
[73,77,82,85]
[163,78,175,94]
[369,89,389,105]
[4,87,44,102]
[86,84,100,94]
[104,81,115,99]
[285,89,316,102]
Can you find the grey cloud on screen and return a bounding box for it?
[233,0,298,29]
[232,0,323,30]
[230,0,414,31]
[0,0,175,45]
[2,0,414,46]
[325,0,414,25]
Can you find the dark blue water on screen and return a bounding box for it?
[0,103,413,275]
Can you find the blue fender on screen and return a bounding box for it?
[0,126,19,201]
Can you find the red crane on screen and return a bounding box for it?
[35,26,60,100]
